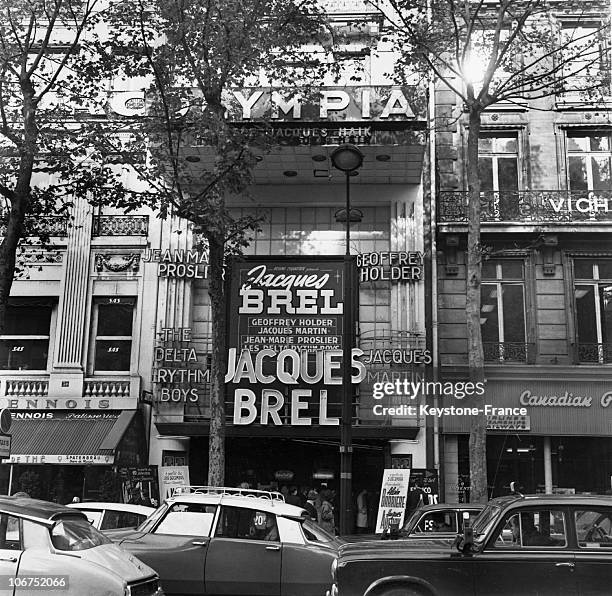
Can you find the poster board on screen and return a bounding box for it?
[375,468,411,533]
[159,466,190,501]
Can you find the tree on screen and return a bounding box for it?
[100,0,329,486]
[372,0,609,501]
[0,0,140,332]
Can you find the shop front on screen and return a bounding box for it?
[442,371,612,500]
[1,405,147,503]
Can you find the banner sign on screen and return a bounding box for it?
[227,258,364,426]
[159,466,190,500]
[0,435,11,459]
[375,468,411,533]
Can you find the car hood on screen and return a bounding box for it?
[339,537,456,562]
[75,543,157,582]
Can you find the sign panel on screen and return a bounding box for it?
[159,466,190,500]
[227,258,364,427]
[0,435,11,459]
[7,454,113,465]
[375,468,411,534]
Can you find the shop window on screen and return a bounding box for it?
[215,507,279,542]
[574,259,612,363]
[493,510,567,548]
[91,298,135,372]
[481,260,528,362]
[478,132,521,220]
[0,299,53,370]
[567,131,612,192]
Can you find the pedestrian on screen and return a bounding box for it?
[286,486,301,506]
[356,488,369,533]
[319,489,335,534]
[304,490,318,520]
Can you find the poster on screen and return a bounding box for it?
[375,468,411,533]
[159,465,190,500]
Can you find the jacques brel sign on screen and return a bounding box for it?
[226,258,365,426]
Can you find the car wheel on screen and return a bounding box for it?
[379,585,428,596]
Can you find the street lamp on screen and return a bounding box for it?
[330,144,363,535]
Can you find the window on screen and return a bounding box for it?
[493,510,567,548]
[153,503,216,536]
[478,133,521,221]
[574,259,612,363]
[0,299,53,370]
[215,507,279,542]
[481,260,527,362]
[575,509,612,548]
[567,131,612,192]
[50,517,110,551]
[92,298,135,372]
[414,511,457,534]
[0,514,21,550]
[560,23,610,95]
[100,510,146,530]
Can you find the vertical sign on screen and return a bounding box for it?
[226,258,361,426]
[159,466,190,500]
[375,468,411,533]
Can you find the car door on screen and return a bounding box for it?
[205,506,281,596]
[571,507,612,596]
[119,502,216,595]
[474,508,577,595]
[0,514,22,595]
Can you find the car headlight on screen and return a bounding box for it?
[331,557,338,582]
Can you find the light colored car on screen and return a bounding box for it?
[107,486,342,596]
[67,502,154,530]
[0,495,163,596]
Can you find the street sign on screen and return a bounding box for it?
[0,435,12,459]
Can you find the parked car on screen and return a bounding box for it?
[67,501,154,530]
[0,495,162,596]
[401,502,485,539]
[328,494,612,596]
[106,485,342,596]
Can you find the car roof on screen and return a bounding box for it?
[489,494,612,509]
[167,493,307,517]
[0,496,88,525]
[67,502,154,515]
[416,503,485,513]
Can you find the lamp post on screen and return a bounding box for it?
[330,144,363,536]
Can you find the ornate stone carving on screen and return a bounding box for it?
[95,253,140,273]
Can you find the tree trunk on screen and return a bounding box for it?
[465,105,488,503]
[207,232,227,486]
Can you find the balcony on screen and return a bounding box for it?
[573,343,612,365]
[0,216,68,237]
[438,190,612,226]
[484,342,536,364]
[92,215,149,236]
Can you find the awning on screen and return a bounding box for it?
[6,411,136,465]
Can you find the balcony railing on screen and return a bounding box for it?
[484,342,535,363]
[574,343,612,364]
[0,216,68,237]
[438,190,612,224]
[92,215,149,236]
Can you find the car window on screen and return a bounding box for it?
[138,503,168,532]
[414,511,456,533]
[302,519,334,543]
[215,507,279,542]
[492,510,567,548]
[575,510,612,548]
[79,509,103,528]
[0,514,21,550]
[51,516,111,551]
[458,510,481,532]
[100,510,145,530]
[153,503,216,536]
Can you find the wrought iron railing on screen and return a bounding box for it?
[483,342,535,363]
[438,190,612,224]
[0,216,68,237]
[92,215,149,236]
[575,342,612,364]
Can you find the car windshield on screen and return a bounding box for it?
[51,516,111,551]
[137,503,168,532]
[472,505,503,541]
[403,509,423,533]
